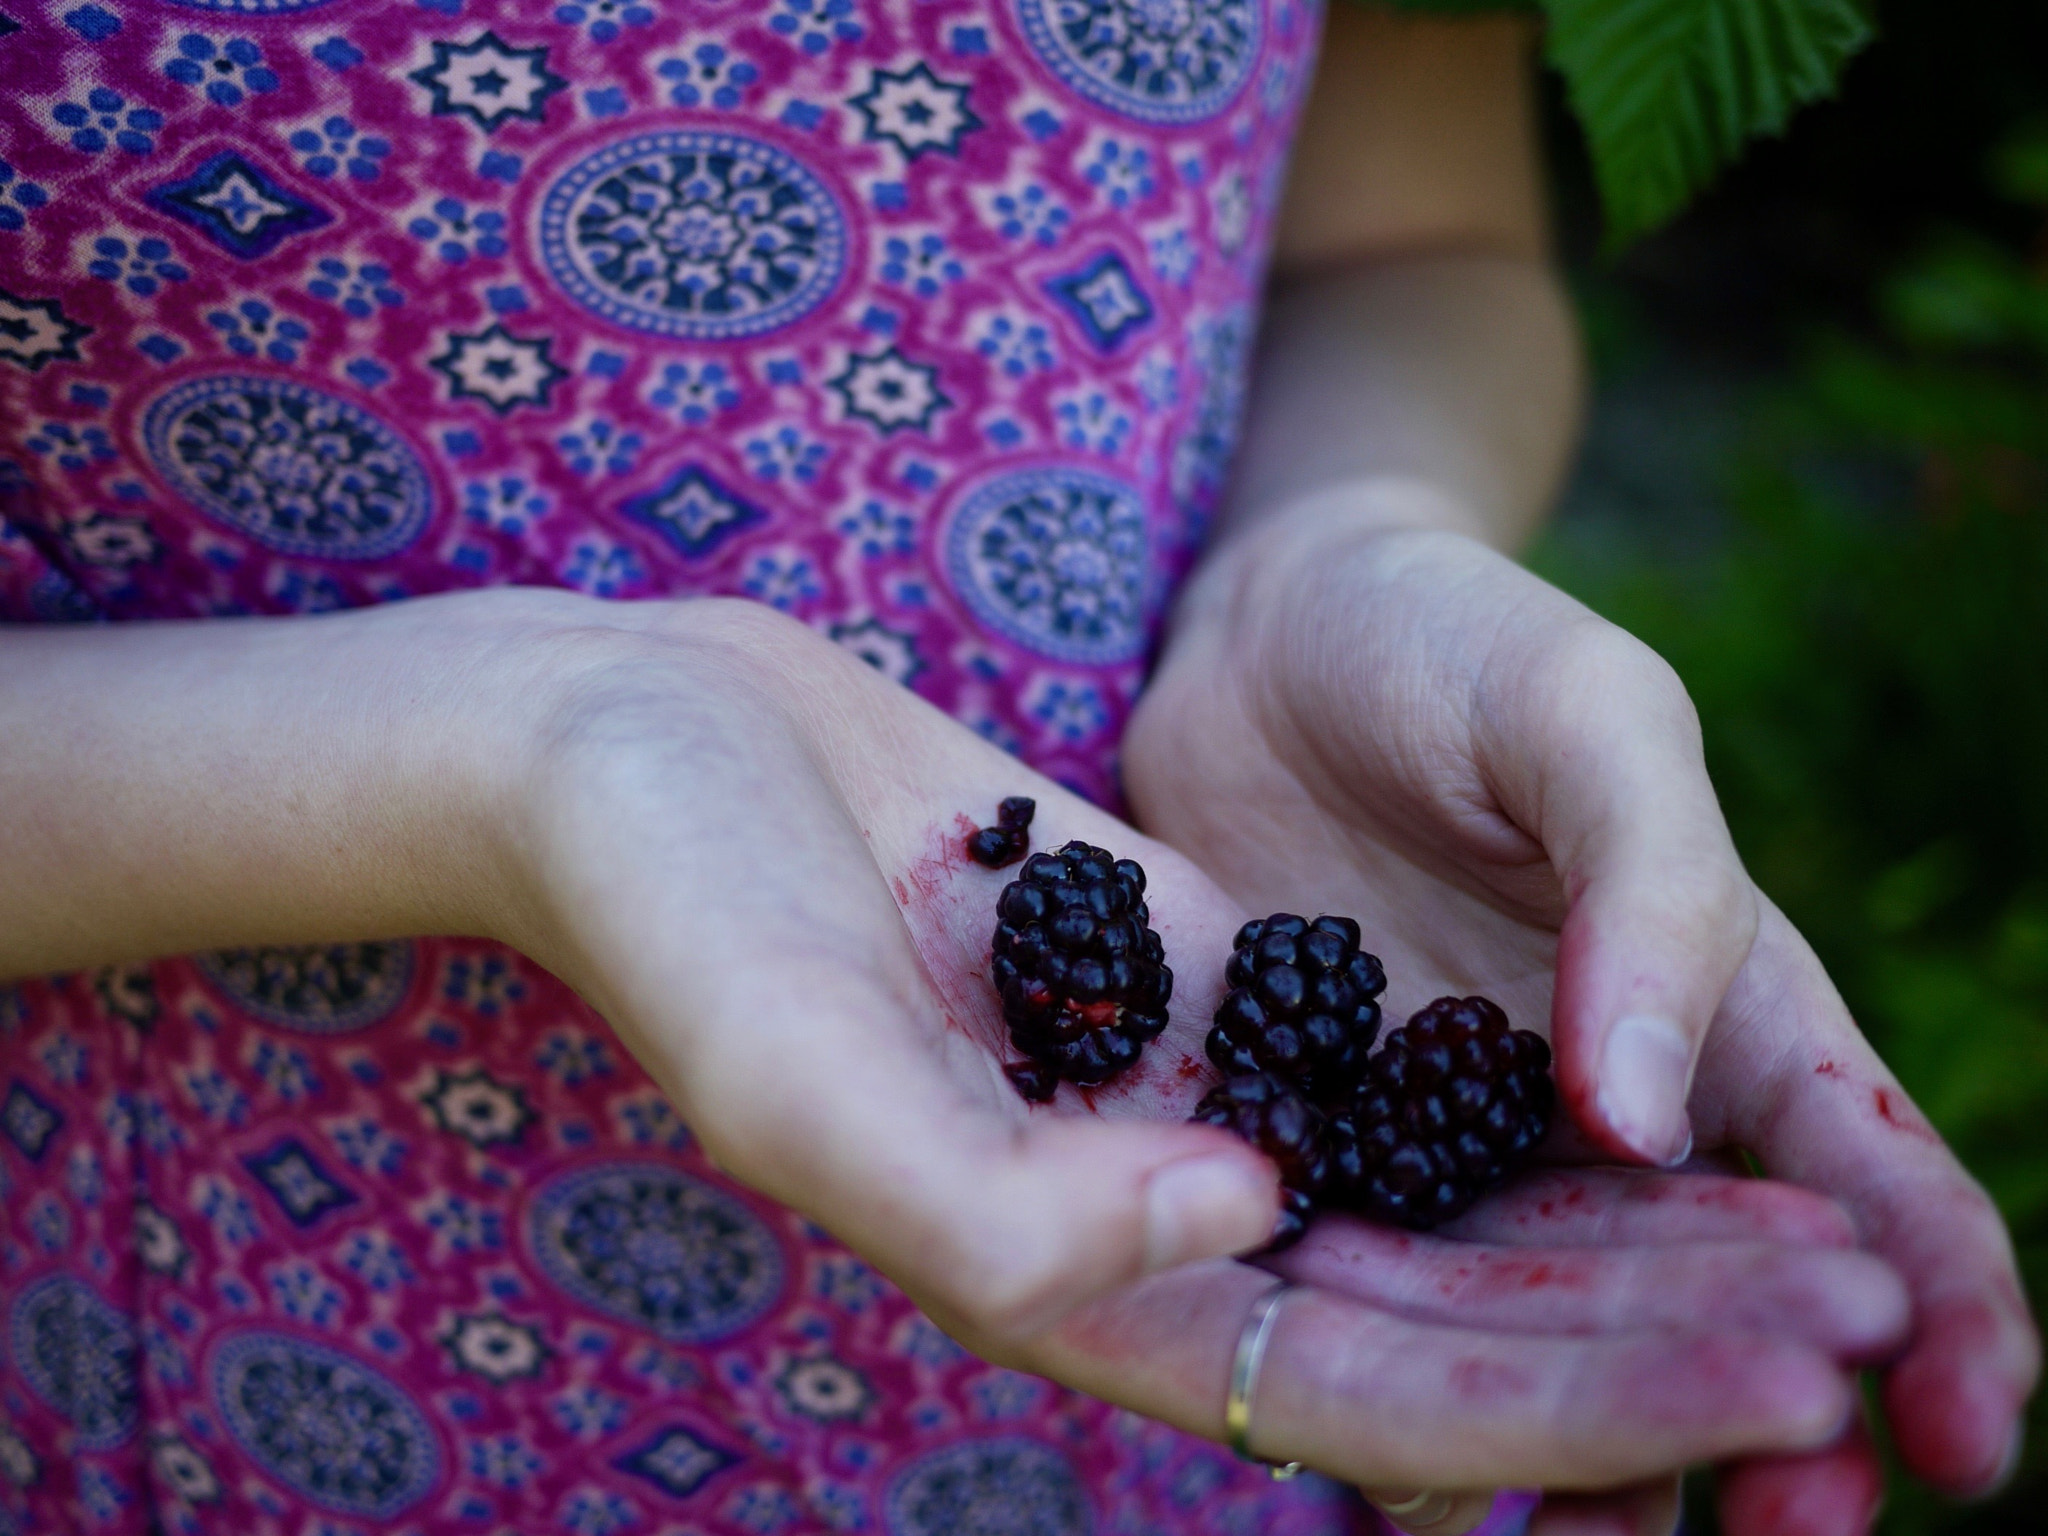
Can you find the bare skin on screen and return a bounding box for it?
[0,7,2032,1535]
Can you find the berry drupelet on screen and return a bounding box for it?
[1328,996,1554,1230]
[1208,915,1386,1106]
[966,796,1036,869]
[1191,1072,1329,1249]
[992,841,1171,1097]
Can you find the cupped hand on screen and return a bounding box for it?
[1121,503,2038,1533]
[483,595,1905,1503]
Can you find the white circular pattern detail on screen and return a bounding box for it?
[1015,0,1264,124]
[140,376,432,560]
[537,130,850,340]
[943,466,1153,664]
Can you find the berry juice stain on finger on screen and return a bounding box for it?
[1874,1086,1940,1144]
[1449,1356,1537,1401]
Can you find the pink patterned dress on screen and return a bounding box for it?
[0,5,1532,1534]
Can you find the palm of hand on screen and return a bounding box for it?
[504,601,1914,1527]
[1120,525,2036,1532]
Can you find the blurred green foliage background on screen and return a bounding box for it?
[1526,1,2048,1528]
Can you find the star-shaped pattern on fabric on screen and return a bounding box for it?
[614,1426,737,1500]
[849,62,980,160]
[831,617,924,687]
[1044,249,1155,351]
[0,286,91,372]
[1,1081,60,1161]
[827,346,949,435]
[242,1138,356,1227]
[145,152,331,261]
[410,31,566,135]
[622,463,767,559]
[430,324,566,415]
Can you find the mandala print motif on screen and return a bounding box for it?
[8,1276,140,1450]
[211,1332,441,1518]
[197,941,415,1032]
[141,377,432,559]
[527,1163,785,1343]
[538,130,849,340]
[943,467,1151,664]
[156,2,340,11]
[1171,304,1252,510]
[885,1437,1091,1536]
[1015,0,1264,124]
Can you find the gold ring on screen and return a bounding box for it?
[1225,1282,1304,1480]
[1374,1490,1444,1518]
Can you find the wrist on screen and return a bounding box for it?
[1166,482,1491,660]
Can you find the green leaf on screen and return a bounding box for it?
[1542,0,1874,245]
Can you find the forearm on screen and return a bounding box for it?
[0,588,583,979]
[1216,252,1584,556]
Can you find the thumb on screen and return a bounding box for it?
[700,1016,1283,1348]
[1504,630,1758,1165]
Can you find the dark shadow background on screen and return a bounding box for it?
[1533,3,2048,1530]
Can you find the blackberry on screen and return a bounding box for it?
[1191,1072,1328,1250]
[1208,915,1386,1105]
[967,796,1037,869]
[992,841,1172,1092]
[1327,997,1554,1230]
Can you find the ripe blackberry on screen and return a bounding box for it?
[1208,915,1386,1105]
[967,796,1037,869]
[992,841,1172,1092]
[1327,997,1554,1230]
[1191,1072,1328,1250]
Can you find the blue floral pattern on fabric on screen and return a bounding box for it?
[9,1276,139,1450]
[211,1332,440,1518]
[528,1163,784,1342]
[885,1437,1090,1536]
[537,130,849,339]
[943,466,1151,664]
[1014,0,1263,124]
[141,377,432,558]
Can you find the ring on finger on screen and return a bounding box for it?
[1225,1281,1304,1480]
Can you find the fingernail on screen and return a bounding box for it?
[1144,1154,1278,1271]
[1598,1014,1695,1166]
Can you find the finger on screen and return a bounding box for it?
[1033,1262,1857,1490]
[1363,1487,1503,1536]
[1526,1477,1683,1536]
[1440,1168,1859,1251]
[1716,1420,1885,1536]
[1481,623,1759,1165]
[1704,901,2040,1495]
[1268,1216,1908,1358]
